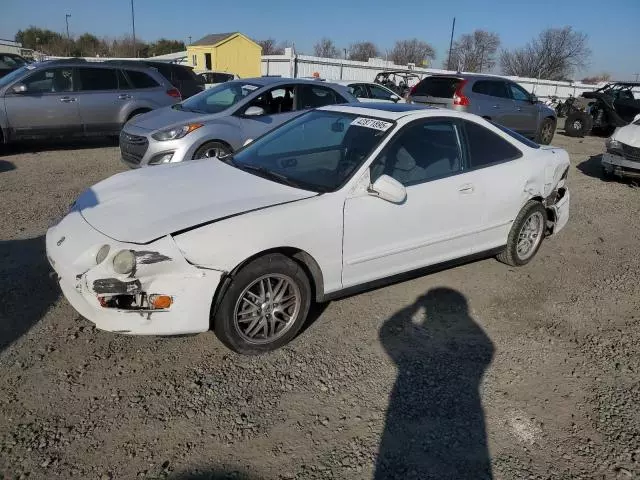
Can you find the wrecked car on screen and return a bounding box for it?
[603,113,640,179]
[46,103,570,355]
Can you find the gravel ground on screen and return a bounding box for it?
[0,125,639,480]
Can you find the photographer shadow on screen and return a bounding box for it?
[376,287,494,480]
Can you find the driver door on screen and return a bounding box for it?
[4,66,82,139]
[504,82,539,136]
[342,118,485,288]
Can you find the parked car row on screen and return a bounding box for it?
[47,103,570,354]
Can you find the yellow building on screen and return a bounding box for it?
[186,32,261,78]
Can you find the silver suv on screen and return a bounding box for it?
[0,59,180,144]
[119,77,356,168]
[407,74,557,145]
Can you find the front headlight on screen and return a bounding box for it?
[605,137,623,155]
[113,250,136,275]
[152,123,203,141]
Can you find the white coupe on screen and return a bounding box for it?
[46,103,570,354]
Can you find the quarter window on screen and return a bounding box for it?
[463,120,522,169]
[22,67,74,93]
[125,70,159,89]
[370,120,463,186]
[78,67,118,91]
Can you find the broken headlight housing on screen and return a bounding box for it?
[113,250,136,275]
[605,137,624,156]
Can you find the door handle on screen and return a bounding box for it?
[458,184,475,194]
[118,94,132,100]
[516,107,522,111]
[492,104,500,109]
[59,96,76,103]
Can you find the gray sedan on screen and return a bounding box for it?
[120,77,356,168]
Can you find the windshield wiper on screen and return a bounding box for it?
[240,164,317,190]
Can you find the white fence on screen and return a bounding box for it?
[262,49,614,100]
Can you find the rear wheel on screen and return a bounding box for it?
[497,201,547,267]
[564,111,592,137]
[536,118,556,145]
[213,254,311,355]
[193,141,232,160]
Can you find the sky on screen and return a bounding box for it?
[1,0,639,80]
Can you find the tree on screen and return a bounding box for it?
[76,33,106,56]
[313,38,340,58]
[348,41,380,62]
[500,27,591,80]
[149,38,185,56]
[257,38,285,55]
[446,30,500,72]
[389,39,435,66]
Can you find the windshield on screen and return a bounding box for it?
[178,81,260,114]
[0,54,27,69]
[490,121,540,149]
[229,110,395,193]
[0,65,29,89]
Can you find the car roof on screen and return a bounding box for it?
[423,73,513,82]
[319,102,436,120]
[234,77,352,87]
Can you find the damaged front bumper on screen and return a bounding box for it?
[46,211,222,335]
[602,152,640,179]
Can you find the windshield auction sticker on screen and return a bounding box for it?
[351,117,393,131]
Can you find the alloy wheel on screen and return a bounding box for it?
[516,212,544,261]
[233,274,301,345]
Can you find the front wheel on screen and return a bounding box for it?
[497,201,547,267]
[536,118,556,145]
[213,254,311,355]
[193,141,232,160]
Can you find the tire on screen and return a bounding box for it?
[193,141,232,160]
[536,118,556,145]
[213,254,311,355]
[497,201,547,267]
[564,111,592,137]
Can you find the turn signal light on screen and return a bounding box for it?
[150,294,172,309]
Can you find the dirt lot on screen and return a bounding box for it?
[0,125,639,480]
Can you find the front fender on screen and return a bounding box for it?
[182,120,244,157]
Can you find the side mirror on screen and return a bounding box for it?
[368,175,406,204]
[530,94,538,104]
[390,94,400,103]
[633,113,640,123]
[12,83,27,94]
[243,138,254,147]
[244,106,265,117]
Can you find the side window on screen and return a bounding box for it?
[126,70,159,88]
[299,85,345,109]
[463,120,522,169]
[173,66,196,81]
[22,67,74,93]
[475,81,509,98]
[349,84,368,99]
[370,120,463,186]
[78,67,118,91]
[508,83,531,102]
[369,84,395,101]
[117,70,130,89]
[247,85,296,115]
[125,70,160,89]
[472,80,491,95]
[212,73,233,83]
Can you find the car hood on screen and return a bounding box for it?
[612,123,640,146]
[76,160,316,244]
[128,105,225,132]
